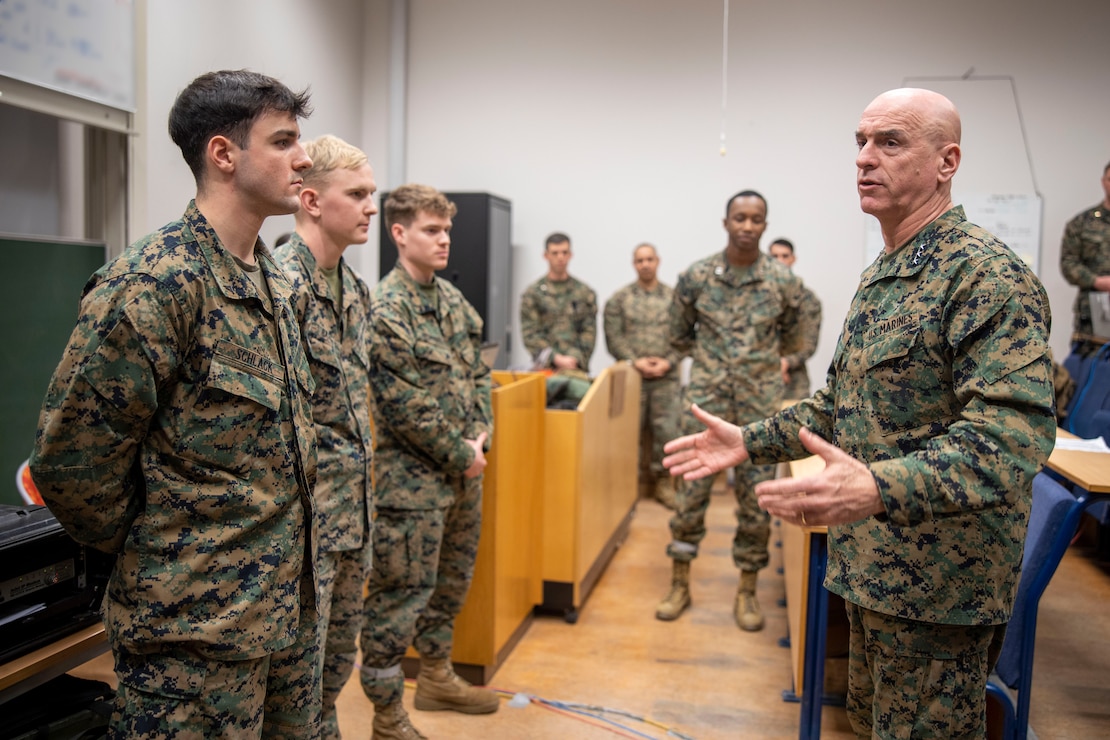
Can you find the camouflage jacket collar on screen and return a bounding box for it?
[284,233,356,313]
[861,206,966,287]
[710,248,773,287]
[539,274,579,292]
[182,200,287,317]
[389,263,449,318]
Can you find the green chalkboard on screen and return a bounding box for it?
[0,234,106,506]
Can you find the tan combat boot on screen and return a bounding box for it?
[654,477,677,510]
[413,658,500,714]
[655,559,691,620]
[734,570,764,631]
[372,702,427,740]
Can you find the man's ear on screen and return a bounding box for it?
[391,222,406,250]
[937,143,961,184]
[207,135,235,176]
[300,187,321,218]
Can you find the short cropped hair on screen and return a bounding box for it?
[1104,160,1110,176]
[301,134,368,189]
[545,232,571,250]
[770,238,794,254]
[384,185,457,236]
[168,69,312,183]
[725,189,768,218]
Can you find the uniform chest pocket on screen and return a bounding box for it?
[746,294,782,326]
[862,329,917,370]
[413,339,455,368]
[305,324,342,372]
[205,355,283,411]
[860,328,951,436]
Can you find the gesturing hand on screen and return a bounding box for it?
[754,427,884,527]
[661,404,749,481]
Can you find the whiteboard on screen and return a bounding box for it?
[0,0,135,111]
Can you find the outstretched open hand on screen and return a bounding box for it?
[661,404,749,480]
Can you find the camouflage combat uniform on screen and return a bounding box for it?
[667,250,808,571]
[1059,201,1110,354]
[275,234,373,740]
[30,202,322,739]
[742,208,1056,738]
[603,281,681,481]
[360,266,492,708]
[780,282,822,399]
[519,275,597,368]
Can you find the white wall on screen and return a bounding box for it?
[139,0,389,280]
[136,0,1110,376]
[400,0,1110,374]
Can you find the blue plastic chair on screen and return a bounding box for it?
[1064,343,1110,442]
[986,472,1086,740]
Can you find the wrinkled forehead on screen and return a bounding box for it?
[856,99,925,137]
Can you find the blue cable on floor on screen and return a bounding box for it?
[519,693,698,740]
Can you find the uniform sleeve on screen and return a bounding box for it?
[467,305,494,449]
[602,291,632,362]
[1060,215,1096,289]
[519,285,546,359]
[743,376,840,461]
[669,272,698,358]
[781,287,822,370]
[29,275,185,553]
[868,271,1056,527]
[572,287,598,368]
[370,302,477,475]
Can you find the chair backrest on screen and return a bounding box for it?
[993,472,1080,688]
[1065,343,1110,440]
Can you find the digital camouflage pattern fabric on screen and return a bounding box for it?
[604,281,681,480]
[844,601,1004,739]
[743,207,1056,625]
[671,250,810,422]
[520,275,597,368]
[360,265,491,705]
[1059,202,1110,339]
[781,282,823,399]
[30,201,323,737]
[274,233,374,739]
[667,249,810,569]
[603,281,680,374]
[110,612,322,739]
[31,200,319,657]
[274,233,372,553]
[368,266,492,509]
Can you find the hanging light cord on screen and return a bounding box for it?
[719,0,729,156]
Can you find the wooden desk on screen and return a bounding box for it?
[0,623,108,704]
[1046,431,1110,493]
[781,454,835,740]
[539,363,640,621]
[403,371,547,684]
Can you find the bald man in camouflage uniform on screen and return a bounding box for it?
[656,190,810,633]
[275,134,377,740]
[1060,160,1110,357]
[769,238,823,399]
[604,243,681,508]
[664,89,1056,738]
[30,70,322,739]
[520,232,597,371]
[360,185,495,740]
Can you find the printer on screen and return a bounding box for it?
[0,505,111,664]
